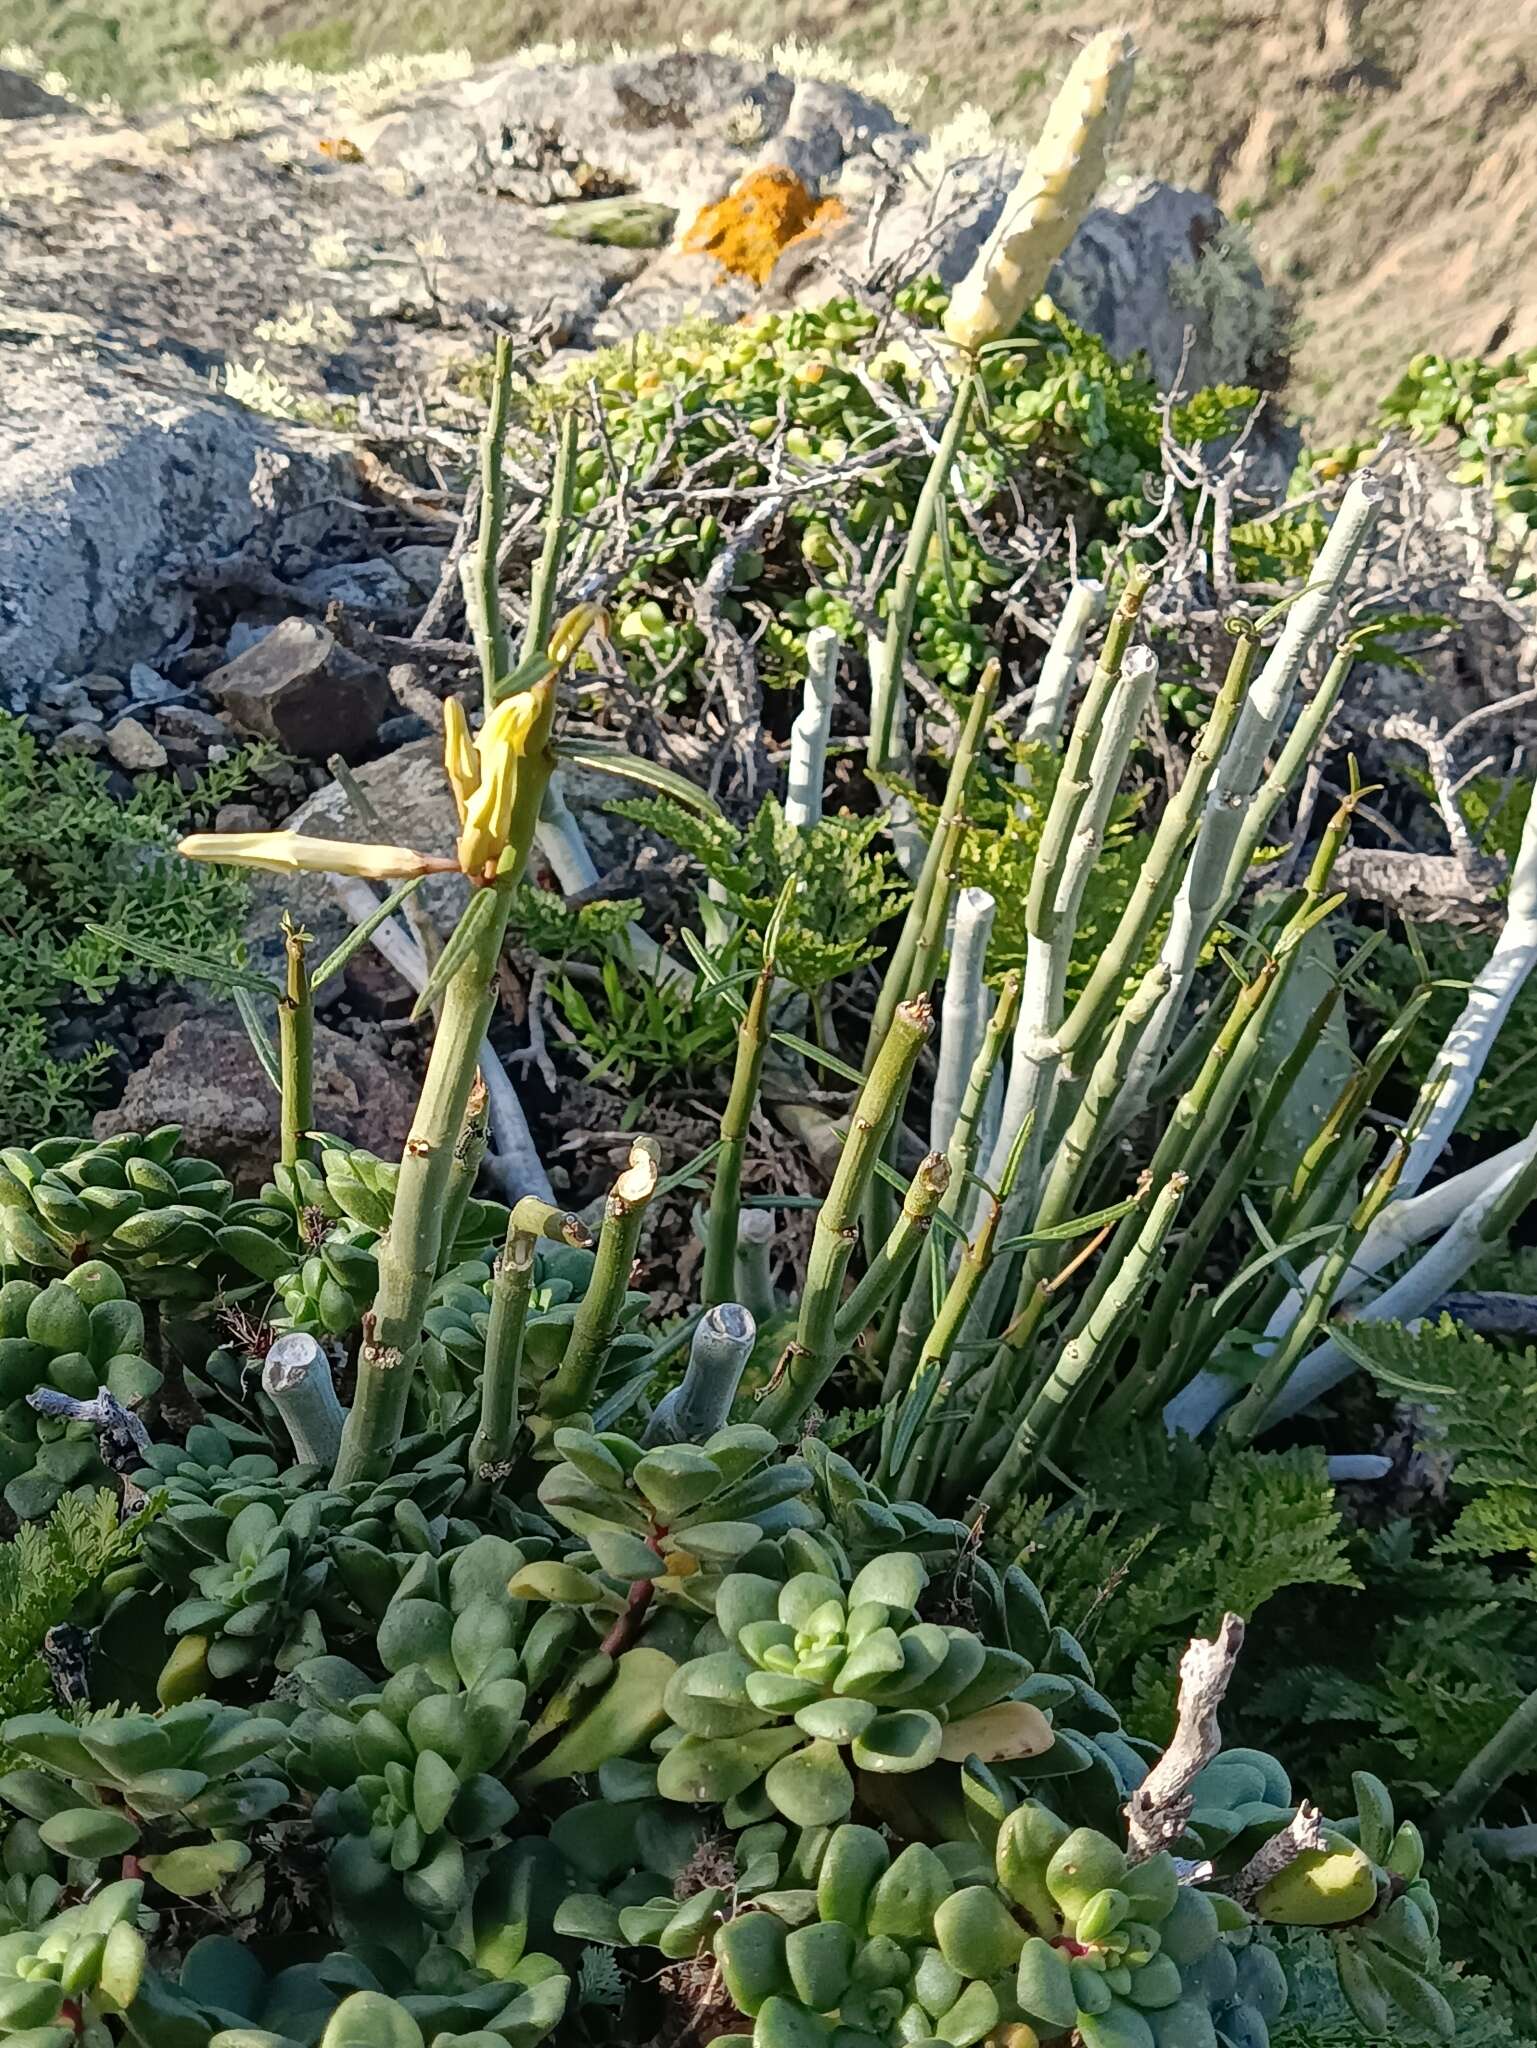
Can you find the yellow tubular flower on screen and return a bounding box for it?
[547,602,604,667]
[177,832,449,879]
[456,675,558,880]
[943,29,1136,356]
[442,696,479,823]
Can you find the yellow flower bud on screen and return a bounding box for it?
[547,603,604,667]
[943,29,1136,356]
[177,832,445,879]
[456,675,557,879]
[442,695,478,823]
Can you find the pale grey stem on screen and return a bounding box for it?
[930,888,998,1154]
[1327,1454,1393,1482]
[641,1303,758,1446]
[785,626,840,832]
[262,1331,347,1468]
[1020,577,1105,750]
[735,1207,778,1324]
[327,875,553,1204]
[1122,474,1384,1118]
[1396,784,1537,1199]
[868,629,926,877]
[1047,645,1158,1021]
[1125,1613,1246,1861]
[535,775,689,988]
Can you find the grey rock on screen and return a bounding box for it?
[369,50,907,219]
[127,662,177,705]
[295,555,414,615]
[79,672,125,704]
[389,546,450,597]
[594,252,756,346]
[106,716,168,771]
[205,617,389,762]
[0,69,71,120]
[153,703,237,746]
[54,721,105,755]
[225,622,275,661]
[214,803,267,834]
[0,354,359,706]
[94,1009,419,1191]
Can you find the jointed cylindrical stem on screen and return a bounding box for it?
[980,1171,1188,1508]
[1438,1688,1537,1841]
[735,1208,777,1323]
[642,1303,757,1446]
[438,1077,490,1272]
[521,407,578,668]
[1021,578,1105,750]
[262,1332,345,1469]
[465,334,514,707]
[864,659,999,1074]
[870,373,977,777]
[335,884,517,1486]
[759,997,934,1437]
[703,956,775,1307]
[836,1152,951,1353]
[471,1194,593,1479]
[540,1139,660,1420]
[786,627,840,831]
[278,915,314,1171]
[931,888,997,1155]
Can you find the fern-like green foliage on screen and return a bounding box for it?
[610,794,907,995]
[0,713,261,1134]
[0,1489,155,1747]
[1002,1430,1356,1738]
[1340,1316,1537,1561]
[1429,1841,1537,2042]
[1276,1930,1535,2047]
[1243,1520,1537,1811]
[553,948,745,1093]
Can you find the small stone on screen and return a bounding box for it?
[295,556,413,614]
[204,616,389,761]
[39,680,96,719]
[128,662,177,705]
[390,545,450,597]
[54,721,105,755]
[225,621,275,661]
[106,716,168,771]
[377,712,430,748]
[79,673,125,704]
[214,803,266,833]
[153,702,236,745]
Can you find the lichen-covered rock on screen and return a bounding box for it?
[683,165,846,284]
[0,357,359,708]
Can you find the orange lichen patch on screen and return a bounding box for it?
[317,137,364,163]
[682,166,846,286]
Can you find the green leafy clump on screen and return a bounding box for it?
[0,713,261,1134]
[493,291,1299,698]
[1007,1434,1357,1739]
[0,1488,153,1744]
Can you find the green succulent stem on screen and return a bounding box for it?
[334,879,519,1485]
[703,951,776,1309]
[980,1169,1189,1507]
[437,1077,490,1274]
[278,914,314,1171]
[870,370,978,778]
[540,1139,661,1420]
[1440,1692,1537,1841]
[864,658,998,1077]
[759,996,934,1438]
[520,406,579,669]
[469,1196,589,1481]
[1223,1135,1409,1444]
[1057,621,1257,1071]
[835,1151,952,1353]
[468,332,514,708]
